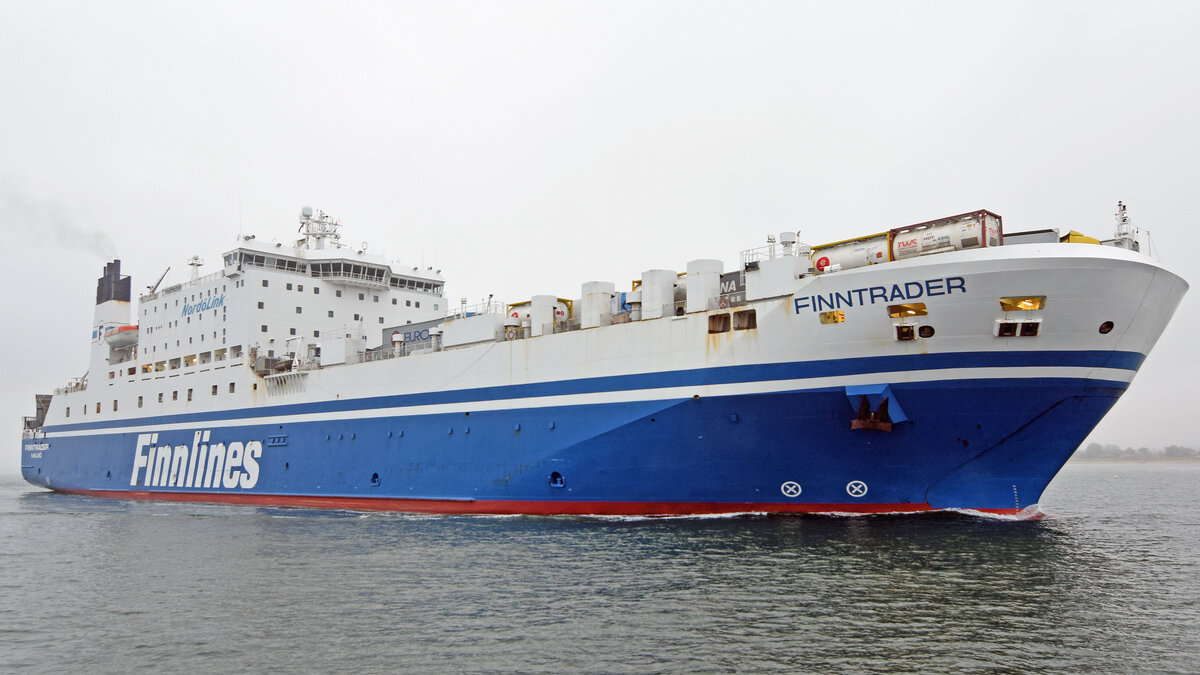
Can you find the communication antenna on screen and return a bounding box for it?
[298,206,342,250]
[1113,201,1140,252]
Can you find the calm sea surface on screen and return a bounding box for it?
[1,462,1197,674]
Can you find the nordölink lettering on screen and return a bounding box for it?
[181,294,225,317]
[794,277,966,314]
[130,431,262,489]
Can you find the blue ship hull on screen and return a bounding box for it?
[22,355,1129,516]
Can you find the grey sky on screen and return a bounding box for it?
[2,1,1197,474]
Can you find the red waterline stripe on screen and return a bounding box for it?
[56,489,1029,517]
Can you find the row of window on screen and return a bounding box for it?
[259,281,430,308]
[227,251,443,294]
[66,382,240,417]
[144,285,227,314]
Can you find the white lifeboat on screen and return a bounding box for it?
[103,324,139,347]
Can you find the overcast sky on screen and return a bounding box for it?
[2,1,1197,475]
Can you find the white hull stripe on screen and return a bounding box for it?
[44,365,1132,438]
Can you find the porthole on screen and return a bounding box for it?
[1099,321,1114,334]
[918,325,935,338]
[549,472,565,488]
[370,473,381,487]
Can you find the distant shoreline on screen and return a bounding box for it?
[1070,457,1200,463]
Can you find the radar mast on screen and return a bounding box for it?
[298,206,341,250]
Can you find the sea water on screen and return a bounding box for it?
[1,462,1197,673]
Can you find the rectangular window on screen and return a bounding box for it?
[358,293,365,301]
[415,301,420,308]
[314,287,320,295]
[290,328,297,335]
[378,317,384,324]
[66,407,70,418]
[212,385,218,395]
[392,298,397,305]
[258,302,264,309]
[406,300,411,307]
[261,325,268,332]
[733,310,757,330]
[112,400,118,412]
[708,314,730,334]
[96,402,101,413]
[298,285,303,292]
[887,303,927,318]
[996,321,1019,337]
[1020,321,1041,337]
[819,311,846,325]
[286,283,293,290]
[296,306,302,314]
[172,391,178,401]
[999,296,1047,311]
[328,310,334,317]
[353,313,360,320]
[187,389,193,402]
[229,382,235,393]
[138,396,143,408]
[314,330,320,337]
[262,280,269,287]
[158,393,163,403]
[336,290,342,298]
[373,295,379,303]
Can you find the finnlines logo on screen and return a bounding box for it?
[130,431,262,489]
[181,294,225,317]
[794,276,966,314]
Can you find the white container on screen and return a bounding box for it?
[640,270,676,320]
[581,281,615,329]
[686,260,722,313]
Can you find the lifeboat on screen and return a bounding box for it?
[103,324,139,348]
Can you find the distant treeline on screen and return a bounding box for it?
[1075,443,1199,460]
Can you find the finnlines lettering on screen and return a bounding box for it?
[130,431,262,489]
[794,276,966,314]
[181,294,225,317]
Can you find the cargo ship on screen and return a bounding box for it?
[20,204,1188,516]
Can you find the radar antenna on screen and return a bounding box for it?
[1113,201,1140,252]
[298,206,341,250]
[187,255,204,281]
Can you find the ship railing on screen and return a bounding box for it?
[140,270,226,302]
[53,378,88,395]
[447,300,507,320]
[316,270,388,288]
